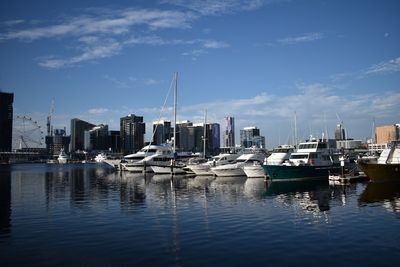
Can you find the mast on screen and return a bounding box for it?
[203,109,207,158]
[173,72,178,154]
[294,112,297,145]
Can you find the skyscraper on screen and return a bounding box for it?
[152,120,172,145]
[84,124,109,151]
[240,126,265,148]
[0,92,14,152]
[335,124,346,140]
[70,118,95,152]
[223,116,235,147]
[120,114,145,154]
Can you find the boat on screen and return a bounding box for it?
[211,149,267,177]
[94,152,107,163]
[265,145,295,165]
[263,138,339,181]
[188,153,240,176]
[243,145,293,178]
[57,149,69,164]
[357,141,400,182]
[122,144,174,172]
[151,72,187,175]
[243,160,266,178]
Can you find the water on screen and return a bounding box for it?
[1,164,399,267]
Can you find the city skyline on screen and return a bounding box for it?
[1,0,400,148]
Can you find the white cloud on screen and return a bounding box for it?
[38,38,122,69]
[88,108,109,115]
[277,32,325,45]
[364,56,400,75]
[203,40,230,49]
[0,8,197,42]
[162,0,271,16]
[145,79,159,85]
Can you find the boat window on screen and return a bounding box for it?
[309,153,318,159]
[290,154,308,159]
[317,143,327,149]
[237,159,247,163]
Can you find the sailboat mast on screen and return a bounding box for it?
[203,109,207,158]
[294,111,298,146]
[173,72,178,154]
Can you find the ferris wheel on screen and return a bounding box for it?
[12,115,45,150]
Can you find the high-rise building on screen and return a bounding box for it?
[223,116,235,147]
[109,130,121,153]
[152,120,172,145]
[0,92,14,152]
[375,124,400,144]
[84,124,109,151]
[208,123,221,155]
[176,120,193,151]
[120,114,145,154]
[70,118,95,152]
[45,128,70,156]
[240,126,265,148]
[335,124,346,140]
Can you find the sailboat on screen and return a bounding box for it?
[151,72,187,175]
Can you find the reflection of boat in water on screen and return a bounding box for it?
[359,181,400,205]
[264,179,329,196]
[357,141,400,182]
[212,176,247,185]
[244,178,266,199]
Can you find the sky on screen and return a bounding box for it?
[1,0,399,149]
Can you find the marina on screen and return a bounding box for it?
[1,163,400,267]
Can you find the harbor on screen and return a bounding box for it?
[1,163,399,267]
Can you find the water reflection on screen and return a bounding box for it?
[266,179,331,212]
[0,165,11,235]
[359,181,400,212]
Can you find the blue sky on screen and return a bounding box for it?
[1,0,399,148]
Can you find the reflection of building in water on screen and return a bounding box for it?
[0,166,11,234]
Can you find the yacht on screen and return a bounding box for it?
[122,144,174,172]
[243,145,294,178]
[188,153,240,176]
[57,149,69,164]
[94,153,107,163]
[243,160,267,178]
[357,141,400,182]
[265,145,295,165]
[211,149,267,177]
[263,138,339,181]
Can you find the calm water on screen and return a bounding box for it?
[1,164,399,267]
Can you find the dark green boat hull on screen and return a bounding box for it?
[263,164,338,181]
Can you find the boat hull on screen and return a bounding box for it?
[189,164,213,176]
[211,167,245,177]
[243,165,265,178]
[151,165,186,175]
[357,161,400,182]
[263,164,336,181]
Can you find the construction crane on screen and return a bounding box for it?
[47,98,55,136]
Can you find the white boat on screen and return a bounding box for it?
[211,151,267,177]
[188,153,240,176]
[243,160,266,178]
[122,144,174,172]
[57,149,69,164]
[265,145,295,165]
[94,152,107,163]
[150,72,187,175]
